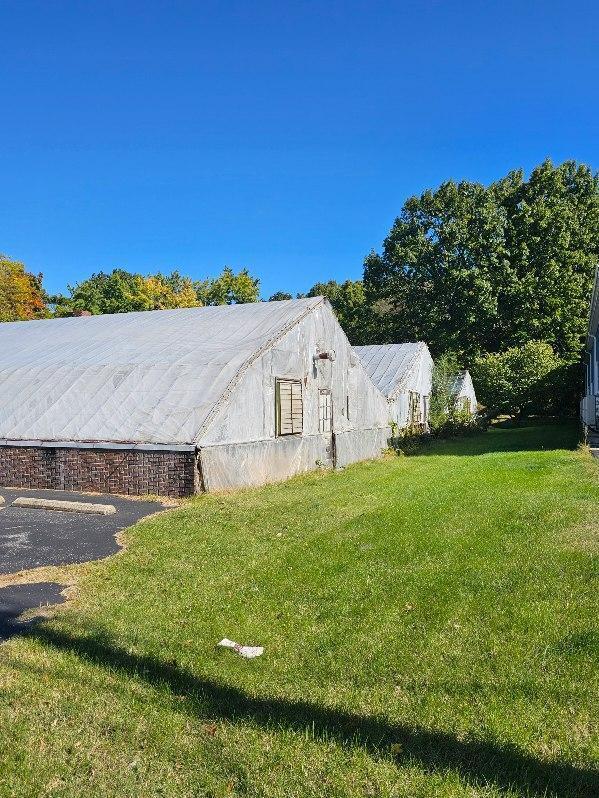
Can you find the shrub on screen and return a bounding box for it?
[389,429,427,455]
[428,352,461,431]
[428,353,485,437]
[471,342,581,419]
[536,361,584,417]
[429,408,488,438]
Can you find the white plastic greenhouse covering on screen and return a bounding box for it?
[452,370,478,411]
[353,343,434,429]
[353,343,432,398]
[0,297,326,446]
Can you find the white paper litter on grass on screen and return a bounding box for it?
[217,638,264,659]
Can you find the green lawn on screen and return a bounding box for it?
[1,423,598,797]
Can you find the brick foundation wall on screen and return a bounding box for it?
[0,445,198,498]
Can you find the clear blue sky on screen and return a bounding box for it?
[1,1,598,299]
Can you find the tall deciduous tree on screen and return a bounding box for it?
[52,269,201,316]
[51,266,260,315]
[195,267,259,305]
[268,291,293,301]
[0,254,48,321]
[306,279,373,344]
[497,161,599,357]
[364,160,599,363]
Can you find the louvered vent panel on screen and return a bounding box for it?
[276,379,303,435]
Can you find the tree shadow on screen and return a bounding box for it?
[406,422,580,458]
[30,626,597,798]
[0,582,65,642]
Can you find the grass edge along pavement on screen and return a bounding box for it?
[0,421,597,798]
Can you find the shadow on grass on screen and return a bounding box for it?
[0,583,66,642]
[407,422,580,458]
[31,626,597,798]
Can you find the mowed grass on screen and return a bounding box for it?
[1,423,598,798]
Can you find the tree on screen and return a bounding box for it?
[268,291,293,301]
[364,181,503,358]
[52,269,202,316]
[195,267,259,305]
[51,266,261,316]
[306,279,373,344]
[471,341,563,419]
[428,352,462,427]
[137,272,199,310]
[0,254,48,321]
[52,269,142,315]
[364,160,599,364]
[497,160,599,358]
[427,352,484,436]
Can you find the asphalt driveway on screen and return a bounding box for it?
[0,488,163,574]
[0,582,67,641]
[0,488,163,641]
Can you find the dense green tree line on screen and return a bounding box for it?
[50,266,260,315]
[363,159,599,364]
[270,161,598,372]
[359,159,598,415]
[278,160,596,416]
[0,260,262,321]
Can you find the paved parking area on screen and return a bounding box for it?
[0,582,66,640]
[0,488,163,575]
[0,488,163,641]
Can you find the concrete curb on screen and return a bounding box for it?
[12,497,116,515]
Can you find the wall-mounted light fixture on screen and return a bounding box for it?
[314,350,336,362]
